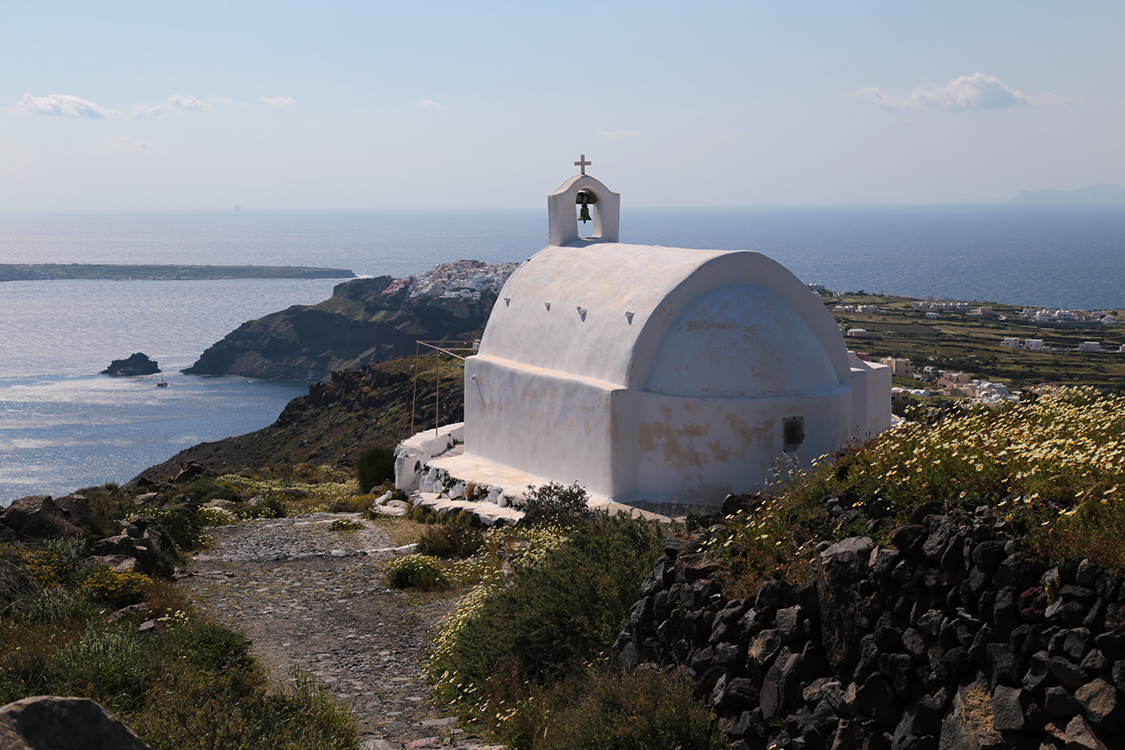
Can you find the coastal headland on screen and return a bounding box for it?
[0,263,355,282]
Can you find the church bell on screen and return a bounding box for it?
[576,190,597,223]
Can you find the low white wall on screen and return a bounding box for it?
[394,422,464,492]
[847,353,892,438]
[464,355,623,498]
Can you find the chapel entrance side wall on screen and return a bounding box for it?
[462,354,626,499]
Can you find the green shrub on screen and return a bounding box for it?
[176,617,257,673]
[0,551,34,609]
[52,625,155,711]
[81,568,153,608]
[518,482,593,528]
[384,554,450,591]
[417,524,484,559]
[356,446,396,494]
[149,504,205,554]
[198,506,236,527]
[129,666,358,750]
[17,586,96,625]
[538,669,728,750]
[428,513,664,734]
[22,537,90,588]
[234,496,287,520]
[329,518,365,532]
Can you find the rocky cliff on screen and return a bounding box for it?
[140,354,465,483]
[183,276,494,382]
[617,507,1125,750]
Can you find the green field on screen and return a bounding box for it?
[827,292,1125,391]
[0,263,355,282]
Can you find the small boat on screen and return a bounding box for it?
[156,378,168,388]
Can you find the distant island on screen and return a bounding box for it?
[0,264,355,282]
[1011,183,1125,204]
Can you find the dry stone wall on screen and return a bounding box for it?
[614,508,1125,750]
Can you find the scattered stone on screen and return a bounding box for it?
[1065,714,1108,750]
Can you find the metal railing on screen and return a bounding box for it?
[410,340,479,436]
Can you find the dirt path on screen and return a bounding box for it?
[177,513,499,750]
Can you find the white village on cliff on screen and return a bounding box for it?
[395,159,892,521]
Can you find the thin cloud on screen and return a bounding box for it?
[11,93,120,118]
[103,136,149,151]
[853,73,1035,111]
[260,95,296,106]
[131,94,213,118]
[417,99,446,110]
[598,130,638,141]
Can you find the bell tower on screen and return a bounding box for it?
[547,155,621,246]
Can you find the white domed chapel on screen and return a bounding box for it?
[396,161,891,512]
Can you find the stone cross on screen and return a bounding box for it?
[574,154,591,175]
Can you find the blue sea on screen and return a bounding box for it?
[2,205,1123,503]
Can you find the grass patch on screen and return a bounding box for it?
[416,524,484,559]
[385,554,450,591]
[534,669,728,750]
[368,516,429,547]
[427,513,666,746]
[214,465,360,515]
[0,547,358,749]
[709,387,1125,596]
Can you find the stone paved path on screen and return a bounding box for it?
[177,513,501,750]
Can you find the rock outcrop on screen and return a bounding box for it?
[100,352,160,376]
[0,495,89,538]
[137,354,464,482]
[616,505,1125,750]
[183,276,494,382]
[0,696,152,750]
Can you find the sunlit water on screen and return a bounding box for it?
[1,206,1122,502]
[0,279,336,502]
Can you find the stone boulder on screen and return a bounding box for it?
[100,353,160,376]
[817,536,874,677]
[172,461,206,485]
[0,496,82,538]
[52,495,93,528]
[0,696,152,749]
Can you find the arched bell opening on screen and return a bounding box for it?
[546,171,620,246]
[575,189,602,240]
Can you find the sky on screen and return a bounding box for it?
[2,1,1123,212]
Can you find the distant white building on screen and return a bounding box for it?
[1079,341,1101,352]
[925,312,940,319]
[847,328,868,338]
[1001,337,1019,348]
[1025,339,1045,351]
